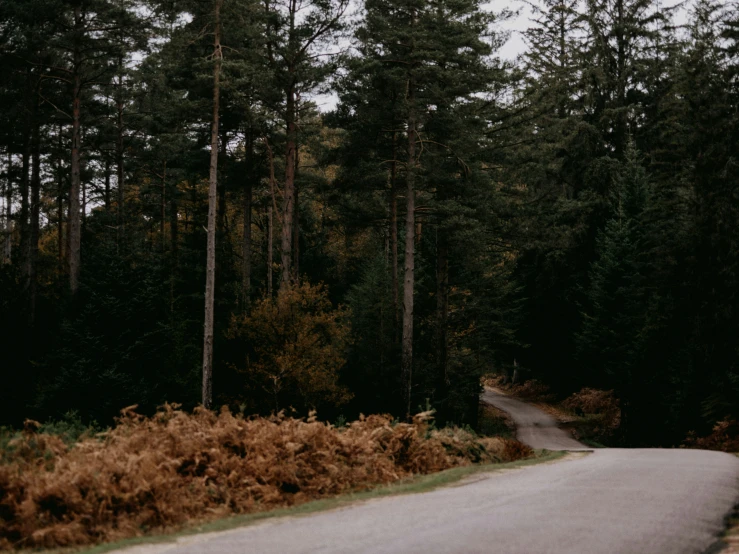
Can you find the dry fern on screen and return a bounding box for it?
[0,405,531,550]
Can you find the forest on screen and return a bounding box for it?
[0,0,737,448]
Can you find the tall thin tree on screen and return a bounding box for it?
[202,0,223,409]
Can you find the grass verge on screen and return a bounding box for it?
[59,450,567,554]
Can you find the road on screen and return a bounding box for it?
[117,389,739,554]
[482,387,586,450]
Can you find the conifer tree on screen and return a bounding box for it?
[577,142,649,442]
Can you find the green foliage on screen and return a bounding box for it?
[1,0,739,451]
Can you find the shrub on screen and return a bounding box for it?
[562,388,621,441]
[0,405,533,550]
[562,388,620,421]
[227,282,352,413]
[510,380,555,402]
[684,419,739,452]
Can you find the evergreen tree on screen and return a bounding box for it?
[577,142,649,443]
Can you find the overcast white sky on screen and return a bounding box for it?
[498,0,690,60]
[313,0,693,111]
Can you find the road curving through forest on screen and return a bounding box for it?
[113,389,739,554]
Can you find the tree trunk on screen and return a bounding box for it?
[19,120,30,287]
[390,132,399,337]
[116,61,125,246]
[614,0,627,159]
[435,230,449,422]
[160,161,167,253]
[57,126,64,274]
[292,178,299,283]
[217,130,227,235]
[29,102,41,326]
[281,81,297,290]
[3,151,11,265]
[81,166,86,228]
[202,0,222,410]
[267,203,273,297]
[68,3,83,294]
[242,135,253,308]
[401,75,416,421]
[170,176,178,258]
[104,158,111,211]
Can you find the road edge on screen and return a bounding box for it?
[75,450,571,554]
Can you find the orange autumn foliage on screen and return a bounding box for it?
[0,406,532,550]
[228,282,352,412]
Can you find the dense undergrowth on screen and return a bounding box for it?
[0,405,532,550]
[484,376,621,445]
[683,419,739,453]
[485,374,739,451]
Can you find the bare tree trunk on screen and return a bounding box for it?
[401,75,416,421]
[242,135,253,308]
[19,120,30,286]
[81,168,86,228]
[29,102,41,326]
[435,230,449,422]
[160,161,167,253]
[267,204,273,297]
[217,130,227,235]
[170,177,178,257]
[104,158,111,211]
[56,127,63,274]
[116,60,125,246]
[3,151,11,265]
[202,0,222,410]
[281,80,297,290]
[68,3,83,294]
[390,132,399,337]
[292,179,299,284]
[266,137,278,298]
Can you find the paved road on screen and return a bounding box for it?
[117,390,739,554]
[482,387,586,450]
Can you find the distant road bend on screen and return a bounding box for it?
[118,388,739,554]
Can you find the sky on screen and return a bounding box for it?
[313,0,693,111]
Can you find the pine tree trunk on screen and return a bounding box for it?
[170,178,178,257]
[267,204,273,297]
[160,161,167,253]
[281,81,297,290]
[217,130,227,235]
[29,102,41,326]
[435,231,449,423]
[104,159,111,211]
[401,76,416,421]
[116,62,125,246]
[68,4,83,294]
[390,132,399,336]
[202,0,222,410]
[242,136,253,308]
[614,0,627,159]
[56,126,63,273]
[19,120,30,286]
[3,151,11,265]
[82,169,86,228]
[292,179,299,284]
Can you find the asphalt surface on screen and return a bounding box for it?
[482,387,586,450]
[117,390,739,554]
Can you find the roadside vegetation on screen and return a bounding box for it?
[484,376,621,447]
[0,405,533,550]
[486,375,739,452]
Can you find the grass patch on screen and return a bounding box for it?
[70,449,567,554]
